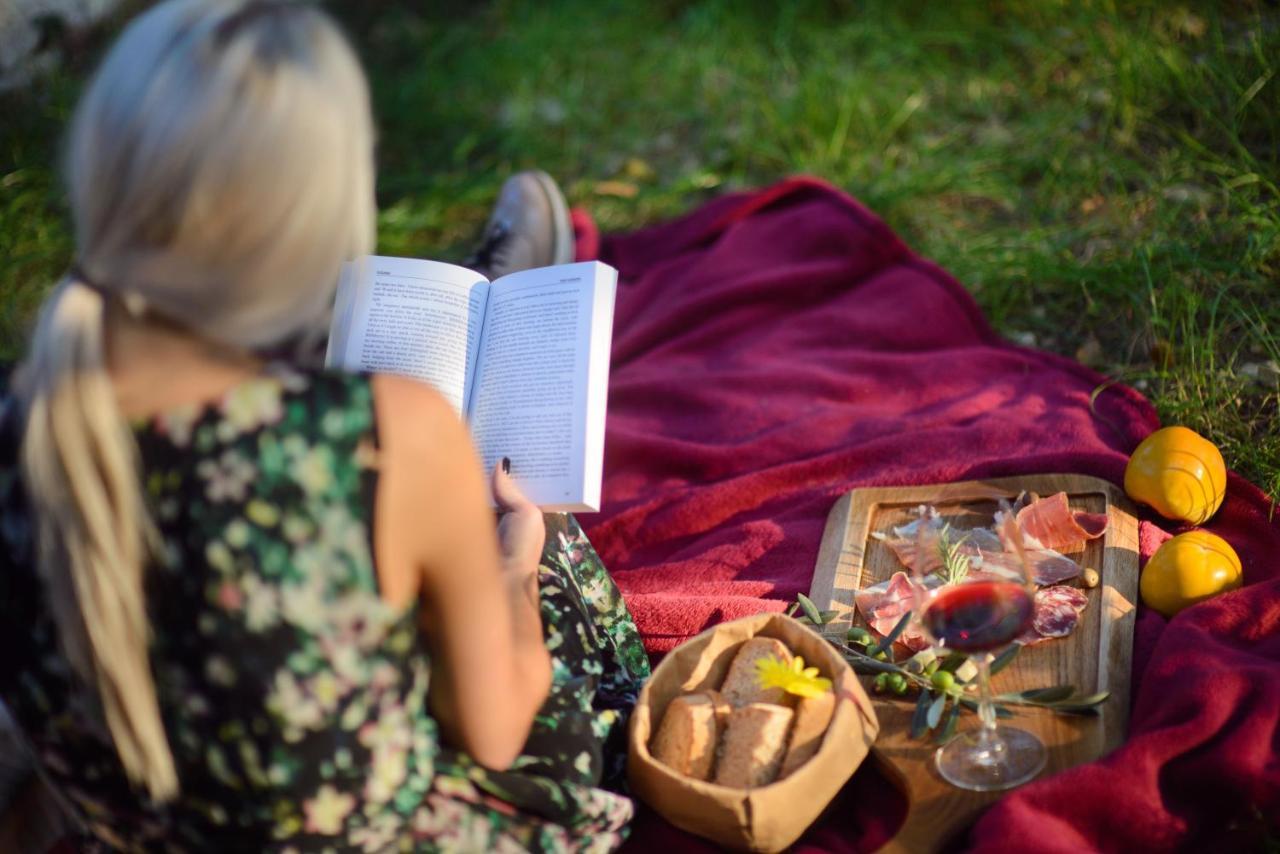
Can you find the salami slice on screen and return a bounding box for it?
[1031,585,1089,639]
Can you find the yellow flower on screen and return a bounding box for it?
[755,654,833,699]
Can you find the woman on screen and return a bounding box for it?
[0,0,649,850]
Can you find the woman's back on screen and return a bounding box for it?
[1,367,443,848]
[2,366,649,850]
[2,2,649,848]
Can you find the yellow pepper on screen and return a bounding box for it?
[1140,530,1242,618]
[1124,426,1226,524]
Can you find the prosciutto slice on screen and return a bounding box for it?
[879,508,1006,574]
[853,571,932,652]
[1016,492,1108,551]
[977,547,1081,586]
[883,523,1078,586]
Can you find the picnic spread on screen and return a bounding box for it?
[573,177,1280,851]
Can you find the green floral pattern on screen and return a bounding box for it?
[0,366,649,852]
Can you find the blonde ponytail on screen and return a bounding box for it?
[21,275,175,799]
[17,0,375,801]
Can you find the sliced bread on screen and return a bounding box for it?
[650,692,722,781]
[705,689,732,730]
[719,637,793,707]
[778,690,836,778]
[713,702,794,788]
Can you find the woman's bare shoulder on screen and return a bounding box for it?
[367,373,492,600]
[370,373,466,454]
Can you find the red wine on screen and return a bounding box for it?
[922,581,1034,653]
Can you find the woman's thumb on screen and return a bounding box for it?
[492,457,534,512]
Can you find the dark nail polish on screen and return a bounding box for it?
[501,456,511,474]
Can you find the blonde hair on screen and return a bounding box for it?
[20,0,375,800]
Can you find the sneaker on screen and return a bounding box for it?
[465,170,574,279]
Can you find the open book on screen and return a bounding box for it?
[326,256,617,512]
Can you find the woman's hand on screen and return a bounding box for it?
[492,458,545,581]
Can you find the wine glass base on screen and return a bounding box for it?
[934,725,1047,792]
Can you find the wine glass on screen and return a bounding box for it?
[911,501,1047,791]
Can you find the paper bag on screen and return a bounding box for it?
[628,613,879,852]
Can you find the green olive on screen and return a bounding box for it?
[931,671,956,693]
[847,627,872,644]
[873,673,889,693]
[889,674,909,695]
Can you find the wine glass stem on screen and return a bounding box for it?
[974,652,999,753]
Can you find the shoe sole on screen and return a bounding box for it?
[528,169,574,265]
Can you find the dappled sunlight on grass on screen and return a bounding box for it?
[1,0,1276,497]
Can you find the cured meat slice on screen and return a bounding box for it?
[882,534,1007,576]
[1017,585,1089,644]
[879,509,1005,574]
[1033,585,1088,636]
[1016,492,1108,552]
[868,500,1091,645]
[853,571,931,652]
[978,547,1081,586]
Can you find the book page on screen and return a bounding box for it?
[324,260,360,369]
[468,262,616,511]
[335,256,489,416]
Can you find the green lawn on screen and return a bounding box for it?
[3,0,1277,499]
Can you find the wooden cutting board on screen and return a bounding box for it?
[807,474,1139,852]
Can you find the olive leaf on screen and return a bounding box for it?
[926,692,947,729]
[1045,691,1111,714]
[989,644,1020,677]
[848,656,901,674]
[870,610,913,656]
[936,700,961,743]
[796,593,823,625]
[910,689,933,739]
[993,687,1110,712]
[1012,685,1077,703]
[958,698,1015,718]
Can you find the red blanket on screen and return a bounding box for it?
[581,179,1280,851]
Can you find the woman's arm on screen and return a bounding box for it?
[372,375,551,771]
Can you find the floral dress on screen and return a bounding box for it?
[0,365,651,852]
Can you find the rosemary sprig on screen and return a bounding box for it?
[935,524,970,586]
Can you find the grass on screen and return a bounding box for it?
[2,0,1277,499]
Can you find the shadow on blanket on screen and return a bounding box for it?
[587,178,1280,852]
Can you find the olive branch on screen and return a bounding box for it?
[789,594,1109,743]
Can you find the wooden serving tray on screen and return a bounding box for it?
[808,474,1139,852]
